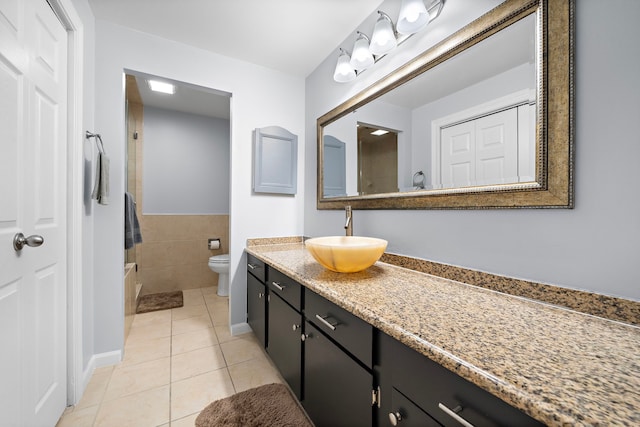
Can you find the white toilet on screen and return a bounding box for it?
[208,254,230,296]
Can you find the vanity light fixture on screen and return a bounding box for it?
[332,0,444,83]
[350,32,375,70]
[333,48,357,83]
[148,79,176,94]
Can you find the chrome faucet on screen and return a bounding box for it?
[344,205,353,236]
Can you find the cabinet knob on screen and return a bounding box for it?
[258,292,264,299]
[389,411,403,426]
[292,324,300,331]
[301,333,311,342]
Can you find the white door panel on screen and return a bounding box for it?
[475,109,518,185]
[0,0,67,425]
[441,121,474,188]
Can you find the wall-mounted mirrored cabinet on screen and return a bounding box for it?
[317,0,574,209]
[254,126,298,195]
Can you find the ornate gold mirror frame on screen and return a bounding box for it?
[317,0,573,209]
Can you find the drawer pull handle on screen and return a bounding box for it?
[271,281,285,291]
[388,411,403,426]
[315,314,338,331]
[247,263,258,270]
[438,403,474,427]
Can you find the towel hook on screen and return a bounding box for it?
[85,130,106,154]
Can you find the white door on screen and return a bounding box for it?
[475,108,518,186]
[440,108,518,188]
[0,0,68,425]
[440,120,475,188]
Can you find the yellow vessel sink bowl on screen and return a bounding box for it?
[305,236,388,273]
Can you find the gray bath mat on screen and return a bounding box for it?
[195,383,312,427]
[136,290,183,314]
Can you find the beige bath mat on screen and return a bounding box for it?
[195,383,312,427]
[136,290,183,314]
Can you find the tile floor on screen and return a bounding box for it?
[56,287,284,427]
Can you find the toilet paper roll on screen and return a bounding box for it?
[209,240,220,250]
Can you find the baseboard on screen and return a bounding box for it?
[230,322,252,336]
[81,350,122,392]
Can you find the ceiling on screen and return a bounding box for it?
[129,70,232,119]
[91,0,385,118]
[88,0,384,78]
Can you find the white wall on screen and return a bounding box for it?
[94,21,305,356]
[143,106,230,214]
[67,0,96,378]
[304,0,640,301]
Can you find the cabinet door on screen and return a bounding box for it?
[247,273,266,348]
[303,321,372,427]
[267,293,302,399]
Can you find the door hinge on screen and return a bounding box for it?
[372,386,381,408]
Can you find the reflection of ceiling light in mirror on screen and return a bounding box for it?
[333,49,356,83]
[370,11,397,56]
[350,32,374,70]
[148,80,176,94]
[397,0,430,35]
[371,129,389,136]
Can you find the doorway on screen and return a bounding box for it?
[357,124,399,195]
[123,72,232,321]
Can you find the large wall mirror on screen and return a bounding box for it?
[317,0,573,209]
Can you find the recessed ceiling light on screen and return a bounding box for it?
[371,129,389,136]
[148,80,175,94]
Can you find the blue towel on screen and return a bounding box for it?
[124,192,142,249]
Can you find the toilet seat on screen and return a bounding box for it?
[209,254,229,264]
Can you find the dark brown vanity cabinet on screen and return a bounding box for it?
[246,255,545,427]
[303,290,375,427]
[303,320,373,427]
[266,267,303,400]
[246,255,266,348]
[378,333,543,427]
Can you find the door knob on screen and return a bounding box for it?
[13,232,44,251]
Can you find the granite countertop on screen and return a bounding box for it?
[246,241,640,426]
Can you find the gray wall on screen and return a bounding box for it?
[143,106,230,214]
[304,0,640,301]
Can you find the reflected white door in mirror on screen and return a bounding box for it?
[432,89,536,190]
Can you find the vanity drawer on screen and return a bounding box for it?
[267,268,302,311]
[386,334,542,427]
[305,290,372,368]
[247,253,266,283]
[385,389,440,427]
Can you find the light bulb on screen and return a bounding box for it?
[370,12,397,56]
[397,0,430,35]
[333,51,356,83]
[349,33,374,70]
